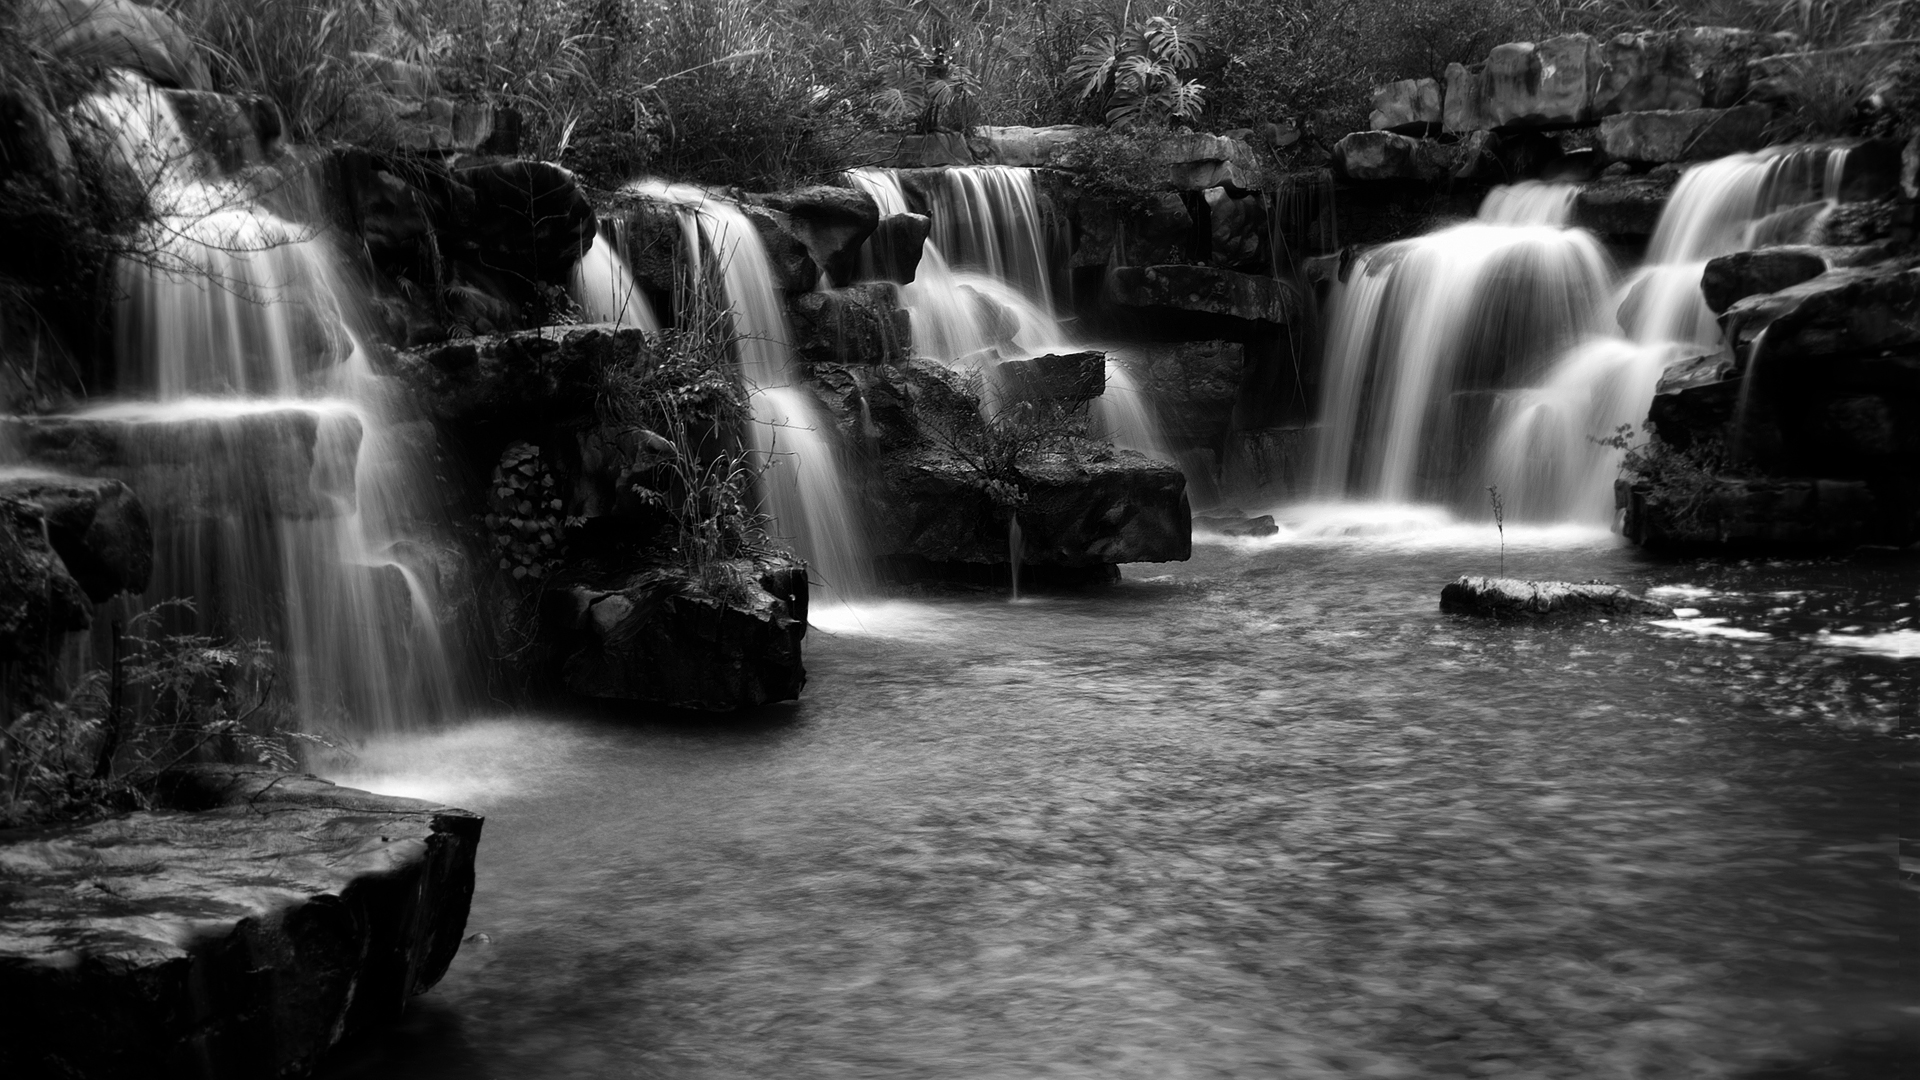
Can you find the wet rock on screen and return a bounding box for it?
[0,473,151,602]
[0,764,483,1080]
[1903,134,1919,200]
[788,284,909,368]
[450,160,596,285]
[1617,476,1896,551]
[24,0,211,90]
[390,324,647,427]
[1221,425,1317,499]
[541,558,807,711]
[1127,340,1244,451]
[1570,173,1678,237]
[1154,133,1260,190]
[1206,187,1268,270]
[1808,199,1904,247]
[969,124,1089,167]
[994,351,1106,406]
[1194,510,1278,537]
[741,204,821,293]
[1720,261,1920,366]
[865,211,930,285]
[1369,78,1443,134]
[1599,105,1772,164]
[0,497,92,707]
[881,448,1191,569]
[1700,247,1830,314]
[161,89,279,172]
[1332,131,1461,181]
[1445,35,1601,132]
[1439,576,1674,618]
[3,407,360,522]
[752,186,881,285]
[1103,264,1301,328]
[1646,352,1741,451]
[1593,28,1788,115]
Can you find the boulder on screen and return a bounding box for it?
[1331,131,1461,180]
[0,765,482,1080]
[968,124,1090,167]
[1444,35,1601,132]
[1153,132,1260,190]
[23,0,210,90]
[449,160,596,285]
[1700,247,1829,313]
[1617,475,1895,551]
[740,204,821,293]
[1103,264,1300,327]
[865,211,930,284]
[540,559,807,711]
[752,186,881,284]
[3,406,360,522]
[1124,340,1245,449]
[388,98,515,155]
[1646,351,1742,451]
[1720,262,1920,365]
[0,472,151,601]
[881,448,1191,568]
[994,351,1106,406]
[1570,173,1679,237]
[350,51,439,98]
[1205,186,1267,270]
[1593,27,1788,115]
[0,496,92,706]
[1369,78,1443,134]
[1599,105,1772,164]
[788,284,909,368]
[1439,576,1674,618]
[389,324,647,427]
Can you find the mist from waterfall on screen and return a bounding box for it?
[624,180,872,599]
[64,72,468,737]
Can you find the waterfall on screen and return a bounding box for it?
[1315,146,1851,524]
[847,167,1174,462]
[623,181,871,598]
[49,73,466,736]
[571,227,663,332]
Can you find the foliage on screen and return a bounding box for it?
[871,35,980,132]
[924,385,1097,513]
[1059,123,1175,214]
[484,443,575,583]
[176,0,411,142]
[1,600,304,828]
[1067,13,1208,127]
[1599,422,1740,534]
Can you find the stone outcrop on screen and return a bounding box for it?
[1370,78,1443,134]
[1439,576,1675,619]
[3,407,360,522]
[1569,172,1679,238]
[1445,35,1603,132]
[1194,510,1279,537]
[389,324,646,427]
[969,125,1089,167]
[1700,247,1830,313]
[0,765,483,1080]
[1103,264,1300,330]
[1331,131,1460,181]
[1617,476,1893,551]
[0,472,151,602]
[0,495,94,705]
[1599,104,1772,163]
[24,0,211,91]
[788,285,909,368]
[866,211,931,284]
[994,351,1106,406]
[540,559,808,711]
[1153,133,1260,190]
[751,186,880,285]
[161,89,280,172]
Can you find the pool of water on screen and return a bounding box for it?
[320,517,1915,1080]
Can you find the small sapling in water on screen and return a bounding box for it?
[1487,484,1505,577]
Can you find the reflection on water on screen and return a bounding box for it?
[320,524,1914,1080]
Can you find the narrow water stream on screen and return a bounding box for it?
[321,525,1913,1080]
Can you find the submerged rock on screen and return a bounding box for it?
[1194,510,1279,537]
[1439,576,1675,619]
[0,765,483,1080]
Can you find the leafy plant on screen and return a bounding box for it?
[871,34,981,132]
[484,442,575,584]
[1067,12,1208,127]
[1597,422,1739,535]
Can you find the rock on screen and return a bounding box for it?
[390,324,647,427]
[0,87,78,205]
[994,351,1106,406]
[1700,247,1829,313]
[1126,340,1245,450]
[1331,131,1461,180]
[540,558,807,710]
[882,448,1191,568]
[0,496,92,708]
[1205,187,1267,270]
[1369,78,1443,134]
[1153,132,1260,190]
[1808,199,1903,247]
[449,160,596,284]
[1647,352,1742,451]
[3,407,361,522]
[1831,138,1907,203]
[0,472,151,602]
[23,0,211,90]
[752,186,881,285]
[1221,425,1317,498]
[161,89,278,172]
[968,124,1090,167]
[1194,510,1278,537]
[1593,27,1788,115]
[1103,264,1301,328]
[878,132,974,167]
[865,211,930,284]
[1439,575,1675,618]
[1570,173,1679,237]
[740,204,821,293]
[389,98,513,154]
[1448,35,1603,133]
[0,765,482,1080]
[1720,261,1920,365]
[1599,105,1772,164]
[788,284,909,368]
[1617,475,1895,551]
[1904,134,1919,200]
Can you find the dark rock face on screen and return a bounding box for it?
[881,449,1191,569]
[741,205,821,294]
[0,472,151,602]
[789,285,910,369]
[24,0,211,90]
[865,211,931,285]
[1617,476,1895,552]
[451,160,597,285]
[1331,131,1460,181]
[3,407,359,522]
[540,559,808,711]
[0,765,483,1080]
[1439,576,1675,619]
[1599,105,1772,163]
[752,186,880,284]
[0,496,93,706]
[159,89,278,172]
[1128,340,1245,451]
[1591,28,1786,114]
[1700,248,1830,313]
[1570,173,1678,238]
[1445,35,1603,132]
[994,352,1106,406]
[1103,265,1300,331]
[390,324,647,427]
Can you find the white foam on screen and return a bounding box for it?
[1648,617,1772,641]
[1816,629,1920,659]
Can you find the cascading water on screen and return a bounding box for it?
[624,181,871,598]
[571,225,663,332]
[847,167,1175,462]
[37,73,466,736]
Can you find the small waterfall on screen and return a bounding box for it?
[571,229,663,331]
[623,181,871,598]
[1313,185,1614,505]
[848,167,1175,461]
[47,73,466,736]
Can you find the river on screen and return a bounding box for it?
[320,517,1914,1080]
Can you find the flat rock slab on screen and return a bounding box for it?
[1440,576,1675,619]
[0,765,482,1079]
